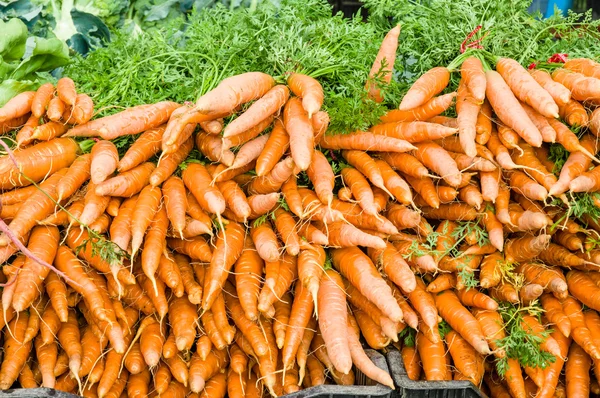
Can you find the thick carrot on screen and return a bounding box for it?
[203,221,245,311]
[370,121,457,143]
[46,97,65,122]
[560,99,588,127]
[56,77,76,106]
[434,290,490,354]
[0,315,31,389]
[562,296,600,360]
[66,101,179,140]
[12,225,60,311]
[96,162,155,197]
[157,254,184,297]
[486,70,542,146]
[0,91,35,123]
[416,331,448,380]
[461,56,486,102]
[196,72,275,114]
[414,141,462,187]
[497,58,559,118]
[32,83,55,118]
[552,68,600,101]
[446,330,484,386]
[57,310,82,377]
[72,94,94,125]
[224,85,289,137]
[284,97,314,171]
[118,126,164,172]
[196,131,235,166]
[144,143,188,188]
[0,168,66,245]
[541,294,571,337]
[35,335,57,388]
[553,134,597,194]
[517,262,568,299]
[341,167,378,215]
[566,342,591,397]
[183,163,225,215]
[168,236,212,262]
[317,269,352,374]
[222,115,273,151]
[509,170,548,201]
[535,330,570,398]
[530,69,571,106]
[253,119,289,176]
[0,137,78,190]
[297,150,332,207]
[381,93,455,123]
[399,67,450,110]
[129,185,161,259]
[457,288,498,310]
[456,79,480,157]
[90,140,119,184]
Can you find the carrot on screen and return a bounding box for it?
[434,290,490,354]
[540,294,571,337]
[340,167,378,216]
[460,56,486,102]
[535,330,570,398]
[560,99,588,127]
[413,141,462,187]
[400,67,450,110]
[32,83,55,118]
[549,118,599,162]
[374,160,413,204]
[0,314,31,389]
[54,154,91,201]
[168,236,212,262]
[551,134,597,195]
[195,72,274,114]
[370,121,457,143]
[565,342,591,397]
[71,93,94,124]
[416,331,447,380]
[456,79,480,157]
[518,101,557,143]
[487,131,518,169]
[317,269,352,374]
[318,221,386,249]
[446,330,484,385]
[346,316,394,388]
[456,288,497,310]
[224,85,289,138]
[250,120,289,177]
[89,140,119,184]
[497,58,559,117]
[183,163,226,216]
[458,183,483,209]
[365,24,401,102]
[0,168,67,245]
[149,135,193,187]
[46,96,65,122]
[508,170,547,201]
[203,221,245,311]
[385,203,420,230]
[223,284,269,357]
[420,203,478,221]
[165,355,189,387]
[517,262,568,299]
[0,137,78,190]
[476,100,493,145]
[232,237,262,321]
[566,271,600,312]
[552,68,600,101]
[331,247,402,322]
[96,162,155,198]
[67,101,179,140]
[196,132,235,166]
[486,70,542,146]
[202,310,227,350]
[55,77,76,106]
[257,253,298,313]
[0,91,35,123]
[126,368,150,398]
[369,243,416,293]
[283,97,314,171]
[57,311,82,377]
[246,192,279,218]
[530,69,571,106]
[561,296,600,360]
[35,335,57,388]
[12,226,59,311]
[129,185,161,259]
[521,314,561,357]
[272,292,293,349]
[118,126,163,172]
[385,96,454,129]
[503,234,549,264]
[426,273,456,293]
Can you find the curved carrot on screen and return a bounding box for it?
[46,97,65,122]
[381,93,455,123]
[118,126,164,172]
[552,68,600,101]
[566,342,591,397]
[72,94,94,125]
[32,83,55,118]
[530,69,571,106]
[461,57,486,102]
[399,67,450,110]
[456,79,480,157]
[0,91,35,123]
[56,77,77,106]
[183,163,226,215]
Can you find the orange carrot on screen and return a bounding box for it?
[223,85,289,137]
[461,57,486,102]
[552,68,600,101]
[46,96,65,122]
[399,67,450,110]
[283,97,314,171]
[370,121,457,143]
[183,163,226,215]
[90,140,119,184]
[366,25,401,102]
[456,79,480,157]
[149,135,193,187]
[195,72,275,115]
[486,70,542,146]
[32,83,55,118]
[416,331,448,380]
[0,91,35,123]
[118,126,164,172]
[381,93,456,123]
[530,69,571,106]
[66,101,180,140]
[497,58,559,118]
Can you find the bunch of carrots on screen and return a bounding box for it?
[3,22,600,398]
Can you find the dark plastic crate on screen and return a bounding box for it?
[284,349,393,398]
[386,348,487,398]
[0,388,79,397]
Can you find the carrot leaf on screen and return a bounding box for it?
[398,326,416,348]
[437,320,451,340]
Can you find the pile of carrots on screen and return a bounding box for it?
[3,23,600,398]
